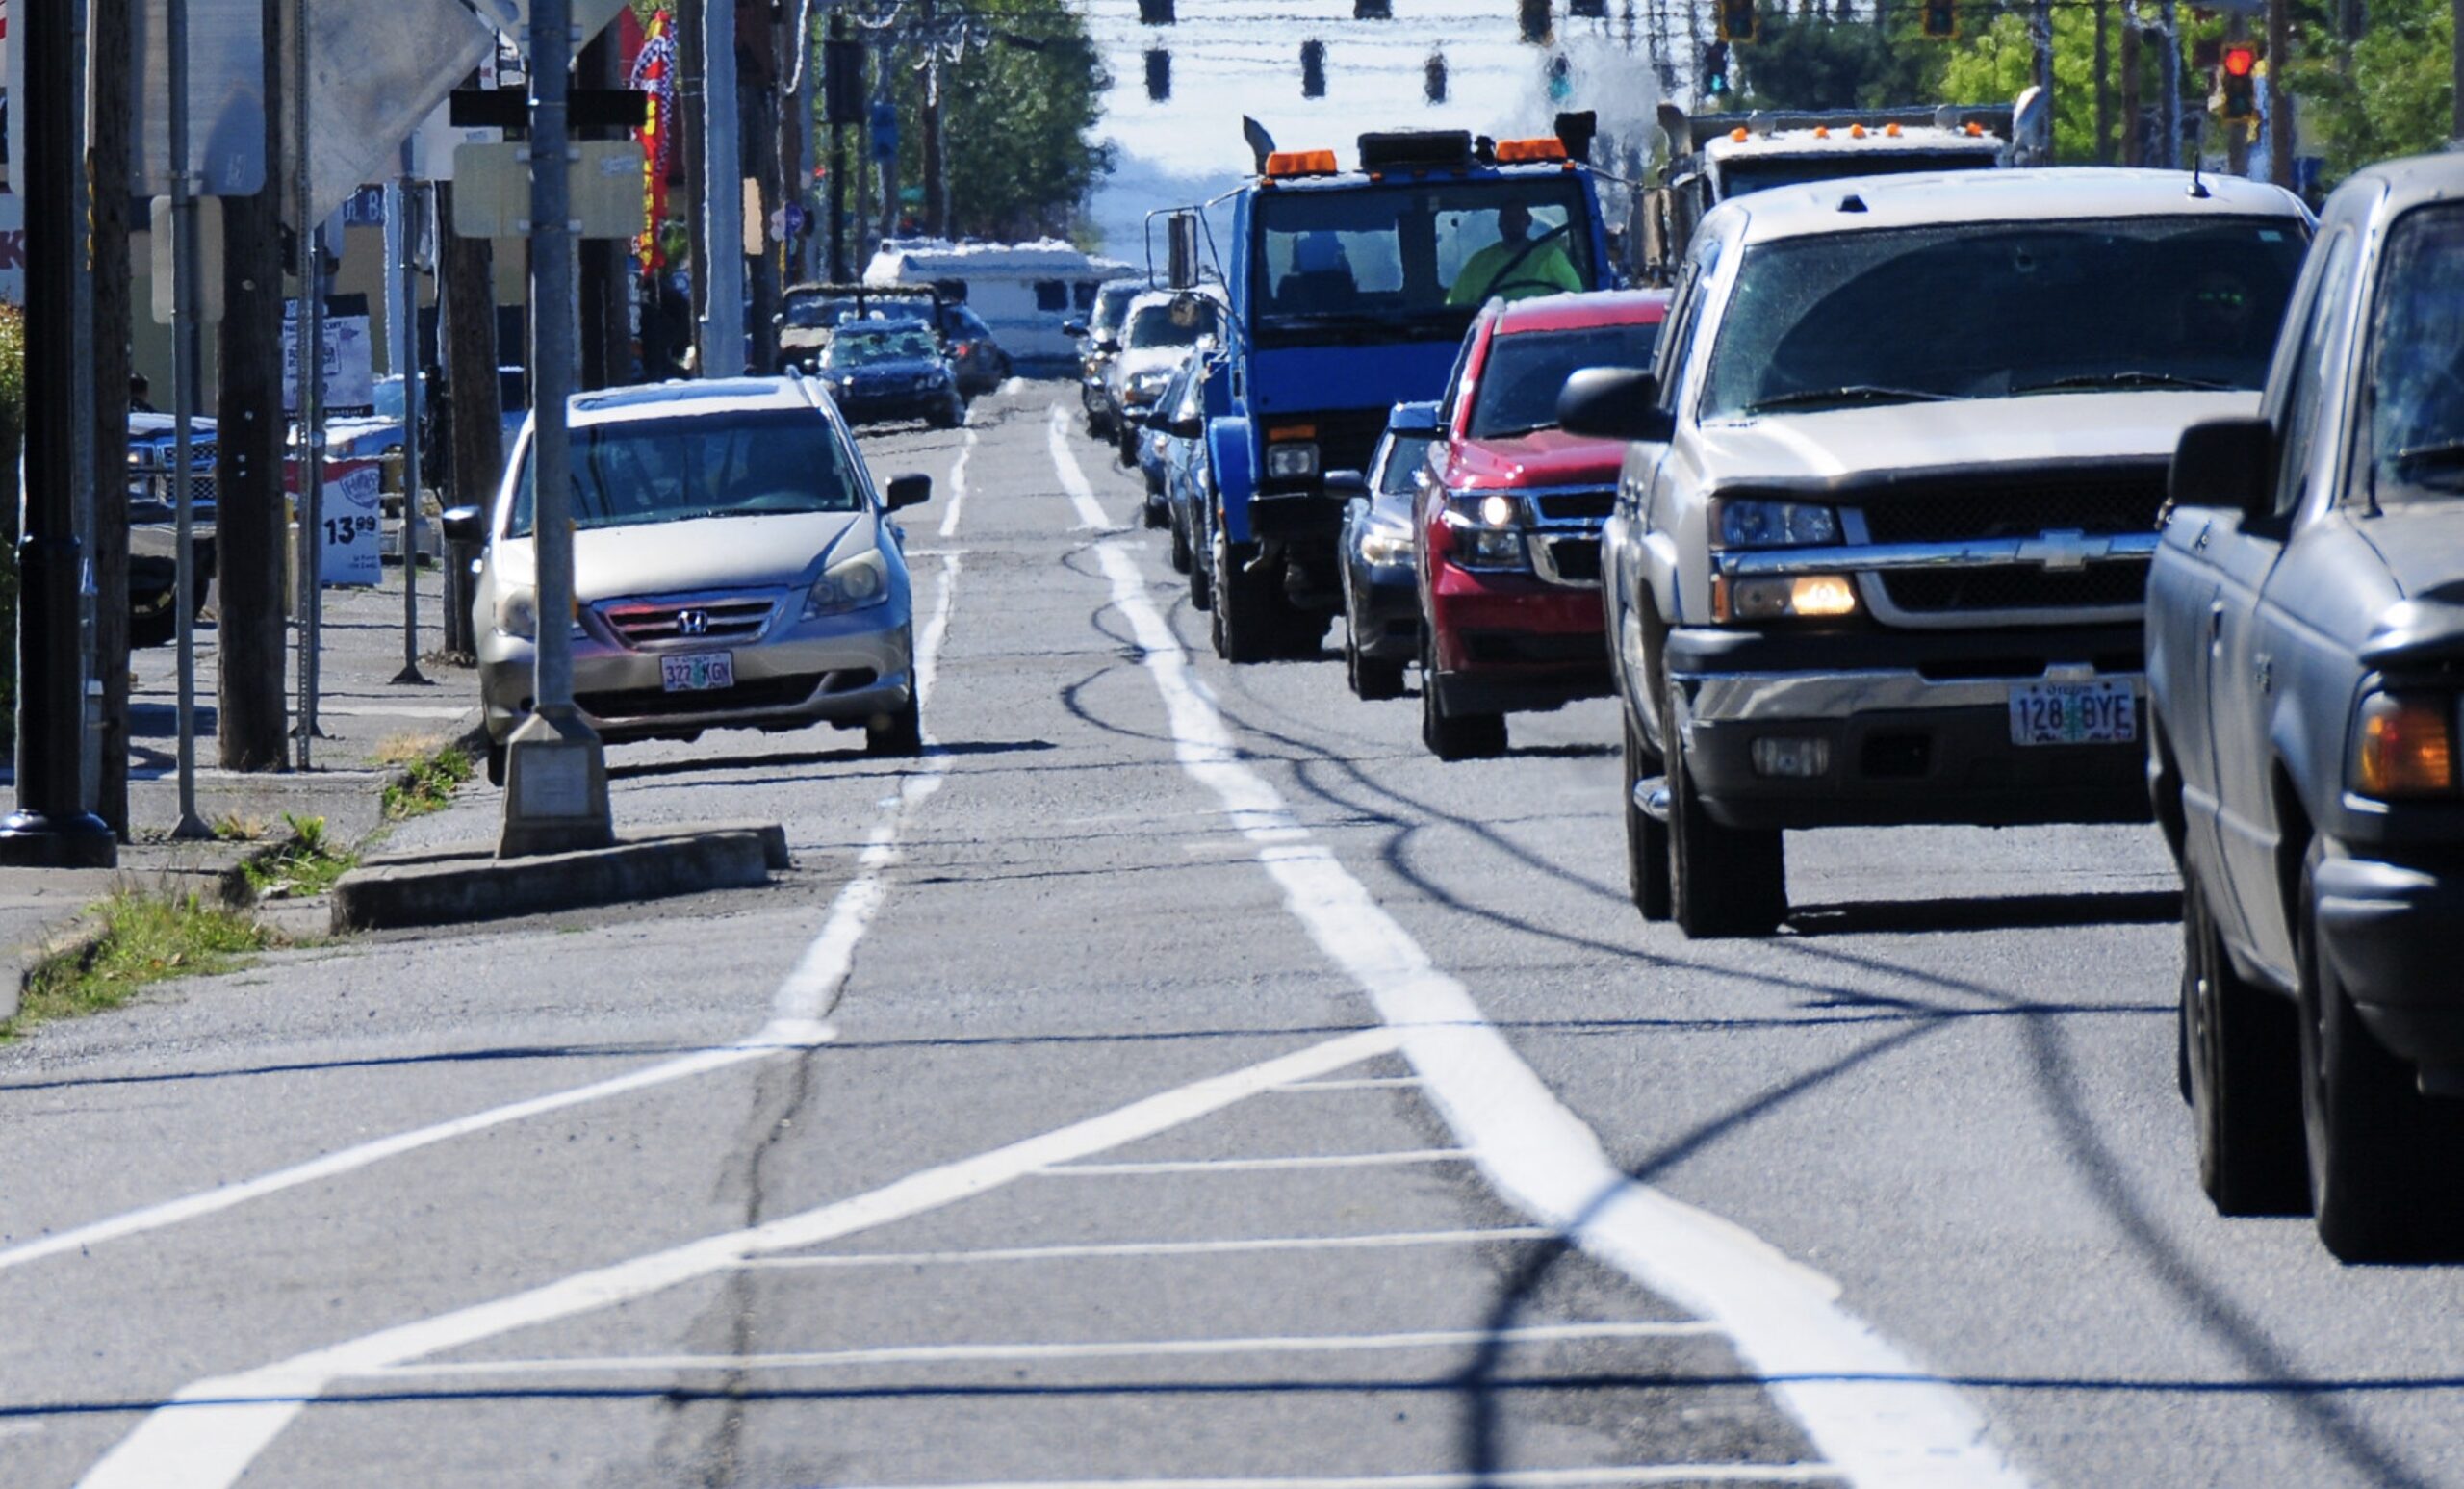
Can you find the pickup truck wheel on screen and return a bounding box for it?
[1213,533,1277,662]
[1278,606,1332,660]
[2298,850,2464,1261]
[1421,637,1508,759]
[2182,860,2306,1216]
[1664,676,1784,937]
[1623,712,1671,922]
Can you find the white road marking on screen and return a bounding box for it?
[815,1470,1844,1489]
[1274,1075,1424,1091]
[1050,402,1115,528]
[0,553,968,1279]
[1044,1148,1473,1175]
[739,1225,1558,1269]
[70,1028,1402,1489]
[1090,534,2029,1489]
[308,704,477,721]
[938,426,980,537]
[366,1320,1724,1379]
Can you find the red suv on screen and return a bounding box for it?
[1416,290,1669,759]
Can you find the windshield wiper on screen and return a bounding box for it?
[2015,371,2235,394]
[2388,441,2464,489]
[1741,385,1961,414]
[1475,423,1555,440]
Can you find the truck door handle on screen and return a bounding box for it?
[2209,601,2226,644]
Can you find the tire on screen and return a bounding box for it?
[1420,634,1508,760]
[1142,492,1169,530]
[1212,531,1283,664]
[2181,859,2306,1215]
[1169,506,1194,575]
[2297,849,2464,1261]
[865,691,925,757]
[486,741,507,788]
[1190,531,1214,612]
[1663,673,1785,937]
[1117,429,1139,468]
[1624,710,1672,922]
[1345,621,1405,701]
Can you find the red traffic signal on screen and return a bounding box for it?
[1920,0,1957,39]
[2221,42,2257,77]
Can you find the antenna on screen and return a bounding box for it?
[2188,114,2210,198]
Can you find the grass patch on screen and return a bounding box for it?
[382,743,475,821]
[5,893,270,1038]
[372,732,446,768]
[242,812,358,901]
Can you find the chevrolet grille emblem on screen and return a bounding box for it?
[2015,528,2109,572]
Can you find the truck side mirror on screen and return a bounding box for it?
[1063,320,1088,338]
[1558,367,1674,445]
[886,473,933,510]
[1094,337,1121,355]
[2170,417,2275,524]
[440,505,488,547]
[1322,470,1368,497]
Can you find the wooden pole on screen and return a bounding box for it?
[90,0,133,830]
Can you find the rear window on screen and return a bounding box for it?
[1470,322,1662,438]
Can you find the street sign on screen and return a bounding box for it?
[477,0,631,63]
[130,0,267,195]
[149,196,225,324]
[286,0,500,225]
[449,140,646,239]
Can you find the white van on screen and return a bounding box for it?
[864,239,1138,374]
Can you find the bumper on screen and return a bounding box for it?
[833,390,951,424]
[1249,489,1347,544]
[1346,560,1421,661]
[1426,567,1607,715]
[1665,622,2150,830]
[2312,853,2464,1080]
[480,608,914,748]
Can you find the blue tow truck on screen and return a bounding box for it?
[1172,118,1618,661]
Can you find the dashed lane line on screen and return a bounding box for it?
[736,1226,1559,1269]
[0,551,965,1277]
[1090,527,2029,1489]
[939,426,980,538]
[1051,402,1115,528]
[70,1028,1405,1489]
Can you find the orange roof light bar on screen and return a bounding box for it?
[1265,149,1341,178]
[1493,137,1569,163]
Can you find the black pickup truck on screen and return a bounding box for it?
[2151,153,2464,1263]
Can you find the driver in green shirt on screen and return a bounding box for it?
[1446,201,1586,307]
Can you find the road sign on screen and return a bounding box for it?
[130,0,267,195]
[449,140,646,239]
[476,0,631,63]
[286,0,499,224]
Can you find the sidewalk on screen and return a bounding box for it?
[1,564,480,1018]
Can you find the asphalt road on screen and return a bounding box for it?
[4,382,2460,1489]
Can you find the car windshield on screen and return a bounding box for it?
[509,408,864,535]
[1471,322,1661,438]
[2367,205,2464,497]
[783,295,855,329]
[1699,216,2306,420]
[1090,282,1142,336]
[1126,300,1220,349]
[1251,178,1598,336]
[1375,433,1434,495]
[825,328,940,367]
[1715,152,1996,200]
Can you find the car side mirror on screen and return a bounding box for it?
[1386,401,1441,437]
[1557,367,1675,444]
[1165,413,1206,439]
[440,505,488,547]
[1322,470,1368,497]
[886,473,932,510]
[1063,320,1088,338]
[2170,417,2276,524]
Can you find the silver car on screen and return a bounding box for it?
[452,376,930,785]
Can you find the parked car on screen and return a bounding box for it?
[1102,289,1225,465]
[1157,361,1219,600]
[2150,153,2464,1262]
[447,377,932,785]
[815,320,966,428]
[1333,401,1440,701]
[1569,167,2310,937]
[1070,280,1146,437]
[1415,290,1669,757]
[1135,351,1205,529]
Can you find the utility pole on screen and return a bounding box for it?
[2159,0,2181,168]
[439,176,500,660]
[2267,0,2293,186]
[0,0,116,864]
[90,0,135,834]
[218,0,290,771]
[292,0,326,770]
[2092,0,2114,164]
[921,0,946,237]
[578,25,627,389]
[2118,3,2143,166]
[828,13,854,281]
[388,154,430,687]
[745,11,780,374]
[167,0,213,836]
[2456,0,2463,143]
[676,0,708,335]
[702,0,746,376]
[2032,0,2055,133]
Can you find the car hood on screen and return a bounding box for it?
[1445,427,1628,491]
[1111,347,1185,382]
[833,358,944,381]
[1695,391,2260,485]
[2355,502,2464,604]
[492,509,877,600]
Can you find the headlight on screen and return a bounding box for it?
[806,549,891,619]
[1718,573,1860,622]
[1714,498,1839,549]
[1357,518,1416,567]
[1266,442,1321,480]
[1441,493,1527,570]
[495,587,539,640]
[2352,691,2456,799]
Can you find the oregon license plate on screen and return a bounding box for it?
[659,652,735,693]
[2009,680,2135,746]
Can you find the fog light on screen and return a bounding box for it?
[1728,573,1860,621]
[1751,736,1832,779]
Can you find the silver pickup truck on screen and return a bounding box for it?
[1563,167,2311,937]
[2153,153,2464,1264]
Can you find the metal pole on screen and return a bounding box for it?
[168,0,210,836]
[499,0,614,856]
[2159,0,2182,169]
[702,0,744,376]
[393,152,430,686]
[2032,0,2055,135]
[2266,0,2292,187]
[0,0,116,866]
[292,0,324,769]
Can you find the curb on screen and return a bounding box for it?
[329,822,791,934]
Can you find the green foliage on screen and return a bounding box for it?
[381,743,476,821]
[1936,10,2138,164]
[2291,0,2455,184]
[242,813,360,901]
[894,0,1114,241]
[5,893,270,1038]
[1739,16,1941,112]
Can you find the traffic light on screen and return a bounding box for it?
[1301,39,1327,98]
[1920,0,1957,39]
[1137,0,1175,23]
[2220,43,2259,122]
[1354,0,1391,17]
[1425,50,1449,102]
[824,37,866,127]
[1145,48,1171,100]
[1702,40,1730,96]
[1519,0,1552,44]
[1715,0,1757,44]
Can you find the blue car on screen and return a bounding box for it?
[1332,400,1437,701]
[1136,350,1205,530]
[815,320,966,428]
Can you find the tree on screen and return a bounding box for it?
[1737,16,1938,112]
[1938,8,2180,163]
[898,0,1114,241]
[2290,0,2454,184]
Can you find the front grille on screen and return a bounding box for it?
[599,595,777,648]
[1539,537,1602,583]
[1858,471,2167,544]
[1532,490,1615,523]
[1883,561,2151,612]
[1265,407,1392,482]
[579,673,821,719]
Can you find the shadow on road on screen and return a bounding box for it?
[605,737,1054,783]
[1784,889,2183,937]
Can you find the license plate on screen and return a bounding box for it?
[659,652,735,693]
[2009,680,2136,746]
